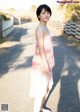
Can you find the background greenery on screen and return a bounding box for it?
[0,12,10,21]
[59,0,80,22]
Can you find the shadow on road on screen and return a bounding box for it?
[0,26,33,77]
[43,35,80,112]
[0,44,24,77]
[11,27,29,41]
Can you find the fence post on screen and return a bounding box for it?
[75,22,80,40]
[0,14,3,37]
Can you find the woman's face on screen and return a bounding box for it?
[38,8,51,22]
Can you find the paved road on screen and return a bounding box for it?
[0,22,80,112]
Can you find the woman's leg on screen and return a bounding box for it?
[40,86,50,112]
[40,82,52,112]
[33,87,51,112]
[40,96,46,112]
[34,90,49,112]
[33,71,52,112]
[34,96,45,112]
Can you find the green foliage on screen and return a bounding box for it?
[30,5,37,12]
[0,12,10,21]
[0,37,6,44]
[59,1,80,22]
[59,3,64,8]
[8,8,15,11]
[71,14,78,22]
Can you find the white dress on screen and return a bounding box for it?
[29,35,55,98]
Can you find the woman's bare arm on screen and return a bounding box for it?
[36,26,50,74]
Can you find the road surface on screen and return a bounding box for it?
[0,22,80,112]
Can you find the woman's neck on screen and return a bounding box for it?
[39,21,47,27]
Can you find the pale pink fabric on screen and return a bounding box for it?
[29,35,55,98]
[32,35,55,70]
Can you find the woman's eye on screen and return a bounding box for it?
[42,12,50,15]
[42,12,45,14]
[47,12,50,14]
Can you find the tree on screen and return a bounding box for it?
[8,8,15,12]
[59,0,80,21]
[30,5,37,12]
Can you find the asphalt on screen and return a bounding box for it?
[0,22,80,112]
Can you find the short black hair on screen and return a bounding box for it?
[36,4,52,21]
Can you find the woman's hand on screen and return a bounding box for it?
[41,66,50,75]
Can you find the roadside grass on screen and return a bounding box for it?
[0,37,7,44]
[0,35,13,44]
[67,37,80,46]
[62,31,80,46]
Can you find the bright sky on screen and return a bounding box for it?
[0,0,58,10]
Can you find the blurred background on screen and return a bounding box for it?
[0,0,80,39]
[0,0,79,23]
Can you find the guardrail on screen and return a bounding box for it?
[49,20,80,40]
[0,19,14,37]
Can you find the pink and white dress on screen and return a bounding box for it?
[29,35,55,98]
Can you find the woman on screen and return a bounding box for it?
[29,4,55,112]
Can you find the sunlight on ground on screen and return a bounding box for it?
[75,60,80,68]
[53,43,58,47]
[78,80,80,99]
[0,41,19,48]
[0,41,19,54]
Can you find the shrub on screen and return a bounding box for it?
[0,12,10,21]
[59,1,80,22]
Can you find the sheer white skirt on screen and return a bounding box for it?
[29,69,53,98]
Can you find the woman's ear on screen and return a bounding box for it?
[38,16,40,19]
